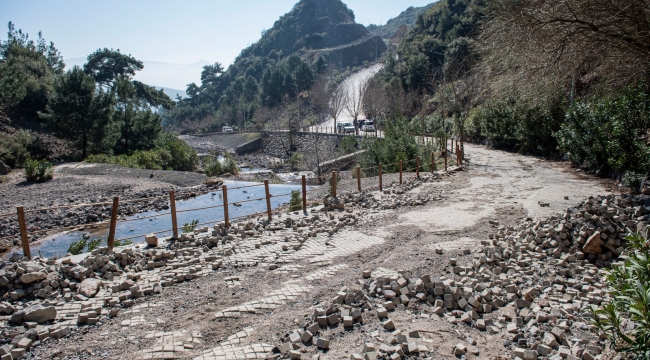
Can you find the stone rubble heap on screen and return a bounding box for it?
[0,175,440,359]
[269,194,650,360]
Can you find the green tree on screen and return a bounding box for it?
[83,48,143,88]
[41,66,115,158]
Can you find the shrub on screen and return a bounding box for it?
[339,136,358,155]
[0,130,47,168]
[67,239,87,255]
[288,152,303,169]
[23,159,54,182]
[114,239,132,247]
[222,153,239,175]
[86,238,102,252]
[591,233,650,358]
[556,84,650,175]
[85,133,199,172]
[288,190,302,212]
[182,219,199,233]
[202,156,222,177]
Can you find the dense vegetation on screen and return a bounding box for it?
[366,0,650,184]
[0,23,199,173]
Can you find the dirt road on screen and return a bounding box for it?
[31,145,611,360]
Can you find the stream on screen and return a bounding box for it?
[27,181,303,258]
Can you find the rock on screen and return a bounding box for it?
[0,302,14,315]
[583,232,603,254]
[12,305,56,324]
[79,278,103,298]
[0,161,10,175]
[145,233,158,247]
[20,271,47,284]
[68,265,87,280]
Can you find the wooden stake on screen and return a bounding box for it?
[222,185,230,227]
[399,160,404,185]
[444,150,448,172]
[356,166,361,192]
[107,197,119,250]
[379,164,383,191]
[301,175,307,212]
[170,191,178,239]
[431,151,435,173]
[264,180,272,220]
[17,207,30,260]
[416,157,420,178]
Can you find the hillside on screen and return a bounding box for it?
[168,0,387,130]
[367,2,439,39]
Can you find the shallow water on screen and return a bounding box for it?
[27,181,303,258]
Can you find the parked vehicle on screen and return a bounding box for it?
[336,122,355,134]
[361,121,375,132]
[222,126,234,132]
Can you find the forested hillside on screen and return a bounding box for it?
[165,0,386,132]
[367,3,437,39]
[366,0,650,185]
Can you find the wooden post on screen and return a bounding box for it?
[170,191,178,239]
[444,150,448,172]
[107,197,119,250]
[356,167,361,192]
[416,157,420,178]
[379,164,383,191]
[431,151,435,173]
[222,185,230,227]
[399,160,404,185]
[332,172,337,198]
[17,207,30,260]
[264,180,272,220]
[301,175,307,212]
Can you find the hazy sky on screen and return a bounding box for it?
[1,0,435,66]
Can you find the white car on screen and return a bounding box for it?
[361,121,375,132]
[337,122,355,134]
[222,126,233,132]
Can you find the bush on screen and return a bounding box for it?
[182,219,199,233]
[23,159,54,182]
[85,133,199,172]
[591,233,650,358]
[0,130,48,168]
[339,137,358,155]
[114,239,132,247]
[288,190,302,212]
[67,239,87,255]
[556,84,650,175]
[86,238,102,252]
[222,153,239,175]
[202,156,222,176]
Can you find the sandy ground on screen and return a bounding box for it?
[27,144,613,360]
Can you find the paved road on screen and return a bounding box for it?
[309,63,384,134]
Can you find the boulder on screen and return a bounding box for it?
[0,161,10,175]
[583,232,603,254]
[11,305,56,324]
[79,278,103,298]
[145,233,158,247]
[20,271,47,284]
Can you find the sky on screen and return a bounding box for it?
[1,0,436,89]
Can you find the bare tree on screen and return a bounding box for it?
[344,79,367,135]
[327,87,346,129]
[482,0,650,99]
[362,77,386,135]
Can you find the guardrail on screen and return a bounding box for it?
[1,146,465,260]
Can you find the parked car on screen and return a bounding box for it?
[361,121,375,132]
[336,122,355,134]
[222,126,234,132]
